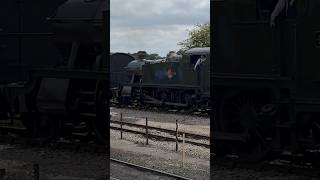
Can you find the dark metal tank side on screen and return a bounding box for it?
[0,0,66,83]
[110,53,135,88]
[212,0,320,162]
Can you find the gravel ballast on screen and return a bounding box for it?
[0,144,107,180]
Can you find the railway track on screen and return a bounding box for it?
[110,120,210,148]
[0,115,210,151]
[110,158,192,180]
[110,102,210,117]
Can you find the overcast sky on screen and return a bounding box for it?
[110,0,210,56]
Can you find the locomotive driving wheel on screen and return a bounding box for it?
[219,91,276,162]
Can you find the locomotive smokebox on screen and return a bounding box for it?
[49,0,108,44]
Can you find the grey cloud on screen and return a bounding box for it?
[111,0,209,27]
[111,25,192,56]
[110,0,210,56]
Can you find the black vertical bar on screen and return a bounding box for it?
[0,169,5,178]
[146,117,148,145]
[102,5,110,178]
[210,1,214,180]
[139,79,142,103]
[176,119,178,151]
[9,112,14,126]
[33,164,39,180]
[120,113,123,139]
[18,0,23,81]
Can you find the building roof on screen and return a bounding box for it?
[110,52,135,59]
[185,47,210,55]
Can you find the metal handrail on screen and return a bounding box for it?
[46,17,103,23]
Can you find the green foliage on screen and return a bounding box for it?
[176,49,186,55]
[178,23,210,51]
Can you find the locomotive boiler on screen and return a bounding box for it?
[0,0,109,144]
[212,0,320,162]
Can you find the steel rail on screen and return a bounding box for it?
[110,158,192,180]
[110,119,210,140]
[110,125,210,148]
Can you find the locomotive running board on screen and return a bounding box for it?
[144,94,188,107]
[213,131,247,143]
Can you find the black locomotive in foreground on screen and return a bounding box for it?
[112,48,210,111]
[213,0,320,162]
[0,0,109,144]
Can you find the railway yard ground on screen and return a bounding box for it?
[211,165,320,180]
[0,144,107,180]
[0,107,319,179]
[110,106,210,179]
[110,107,320,180]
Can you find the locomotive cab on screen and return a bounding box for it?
[186,47,210,67]
[186,47,210,91]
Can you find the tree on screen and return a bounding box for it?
[178,23,210,52]
[146,53,162,60]
[176,49,186,55]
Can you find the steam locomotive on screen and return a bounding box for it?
[213,0,320,162]
[0,0,109,144]
[113,48,210,111]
